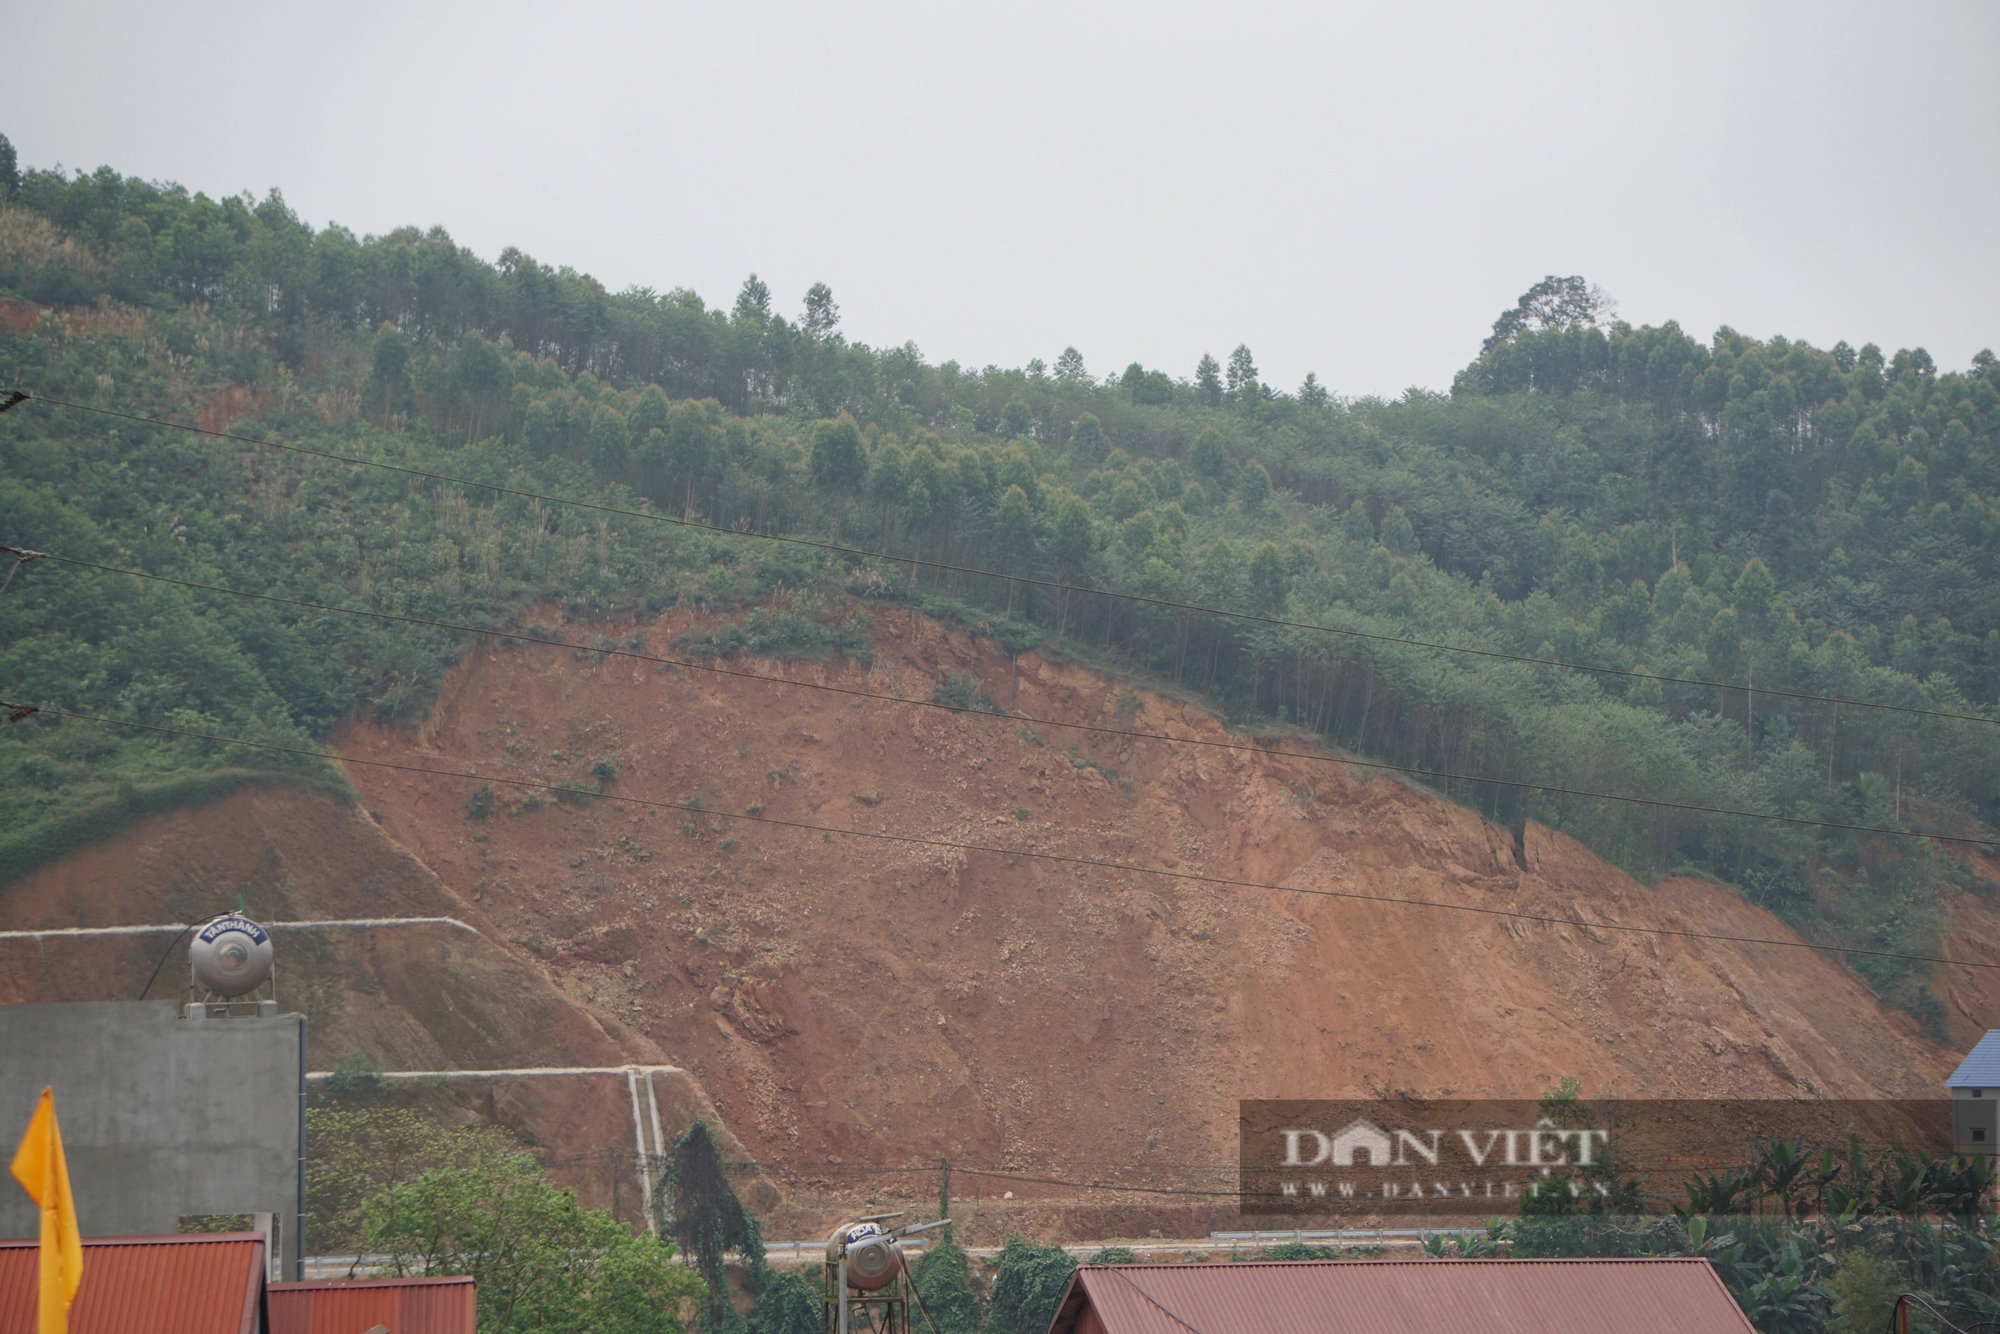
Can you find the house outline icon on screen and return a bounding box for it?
[1330,1119,1394,1166]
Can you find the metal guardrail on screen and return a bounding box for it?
[752,1228,1484,1264]
[307,1226,1480,1277]
[1210,1227,1486,1244]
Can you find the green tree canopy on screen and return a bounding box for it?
[1194,353,1222,405]
[810,416,867,493]
[981,1238,1075,1334]
[337,1110,703,1334]
[911,1237,983,1334]
[1068,412,1108,470]
[662,1120,761,1331]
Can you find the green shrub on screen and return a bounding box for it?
[675,608,873,663]
[1260,1241,1337,1260]
[1826,1250,1897,1334]
[981,1238,1075,1334]
[930,671,1001,714]
[912,1238,983,1334]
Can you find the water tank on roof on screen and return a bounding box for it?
[188,914,274,998]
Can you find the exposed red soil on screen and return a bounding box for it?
[0,784,769,1226]
[9,605,1993,1241]
[312,607,1989,1235]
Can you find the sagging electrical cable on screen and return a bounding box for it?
[3,545,1989,851]
[6,698,1999,974]
[8,389,1994,732]
[1106,1267,1214,1334]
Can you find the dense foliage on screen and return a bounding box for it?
[911,1237,985,1334]
[978,1238,1077,1334]
[1445,1082,2000,1333]
[657,1119,825,1334]
[307,1107,703,1334]
[2,137,1998,1026]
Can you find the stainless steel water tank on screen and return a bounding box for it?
[188,915,274,996]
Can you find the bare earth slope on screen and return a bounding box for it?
[320,608,1990,1231]
[0,783,768,1226]
[9,607,1992,1239]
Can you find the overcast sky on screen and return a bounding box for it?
[3,0,1995,396]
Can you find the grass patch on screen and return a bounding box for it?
[886,593,1046,656]
[674,607,873,663]
[0,768,349,888]
[930,670,1003,714]
[1065,745,1119,784]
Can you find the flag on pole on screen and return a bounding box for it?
[10,1087,82,1334]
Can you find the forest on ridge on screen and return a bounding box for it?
[2,136,1999,1028]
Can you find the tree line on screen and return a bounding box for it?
[3,138,1999,1026]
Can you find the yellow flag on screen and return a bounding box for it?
[10,1088,82,1334]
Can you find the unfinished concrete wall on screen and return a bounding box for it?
[0,1002,302,1276]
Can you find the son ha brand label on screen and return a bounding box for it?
[1239,1100,1952,1216]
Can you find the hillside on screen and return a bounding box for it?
[3,601,1991,1242]
[3,141,2000,1244]
[4,149,1998,1032]
[0,780,775,1231]
[325,605,1986,1235]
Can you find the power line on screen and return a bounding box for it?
[769,1165,1248,1200]
[1105,1267,1215,1334]
[12,390,1994,732]
[15,545,1985,847]
[8,700,1999,974]
[546,1153,1274,1206]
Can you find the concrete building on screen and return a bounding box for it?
[1946,1030,2000,1156]
[0,1002,305,1276]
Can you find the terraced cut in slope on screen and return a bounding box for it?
[325,606,1989,1237]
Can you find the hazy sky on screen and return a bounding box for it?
[4,1,1995,396]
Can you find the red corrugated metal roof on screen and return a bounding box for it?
[267,1274,475,1334]
[0,1233,264,1334]
[1049,1258,1754,1334]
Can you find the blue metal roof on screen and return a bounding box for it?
[1946,1031,2000,1087]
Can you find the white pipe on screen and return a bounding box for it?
[628,1069,657,1235]
[645,1072,667,1178]
[0,917,481,939]
[306,1064,684,1080]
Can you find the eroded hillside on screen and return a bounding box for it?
[10,605,1995,1239]
[320,607,1994,1233]
[0,783,771,1229]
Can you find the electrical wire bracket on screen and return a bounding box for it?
[0,544,45,595]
